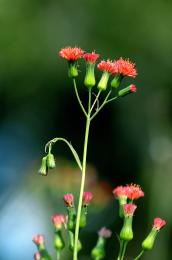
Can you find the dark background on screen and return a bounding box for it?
[0,0,172,259]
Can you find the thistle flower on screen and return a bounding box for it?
[125,184,144,200]
[59,46,84,78]
[63,193,74,207]
[32,234,44,246]
[123,203,137,217]
[83,52,99,88]
[82,191,93,206]
[97,60,117,91]
[52,214,66,230]
[114,58,137,78]
[98,227,112,238]
[142,218,166,251]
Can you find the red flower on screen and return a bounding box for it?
[34,252,41,260]
[114,58,137,78]
[59,47,84,61]
[97,60,117,75]
[123,203,137,217]
[52,214,66,229]
[32,234,44,245]
[83,52,99,63]
[153,218,166,231]
[63,193,74,207]
[98,227,112,238]
[130,84,137,93]
[125,184,144,200]
[112,186,128,198]
[82,191,93,206]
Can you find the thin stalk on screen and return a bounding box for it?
[73,79,87,117]
[90,90,101,114]
[134,250,144,260]
[73,89,92,260]
[117,240,124,260]
[56,251,60,260]
[120,241,128,260]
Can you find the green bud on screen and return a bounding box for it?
[91,237,105,260]
[68,61,78,78]
[69,231,82,252]
[54,231,65,251]
[118,84,136,97]
[67,207,76,231]
[38,156,48,176]
[84,63,96,88]
[79,206,87,228]
[111,74,122,88]
[47,153,56,169]
[120,217,133,241]
[97,72,110,91]
[142,229,157,251]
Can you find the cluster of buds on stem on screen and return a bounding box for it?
[38,151,56,176]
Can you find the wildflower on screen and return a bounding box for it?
[114,58,137,78]
[91,227,111,260]
[34,252,41,260]
[83,52,99,88]
[142,218,166,251]
[59,46,84,78]
[52,214,66,230]
[113,185,128,218]
[125,184,144,200]
[97,60,117,91]
[63,193,74,207]
[118,84,137,97]
[82,191,93,206]
[120,203,137,242]
[32,234,44,246]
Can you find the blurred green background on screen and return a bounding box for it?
[0,0,172,259]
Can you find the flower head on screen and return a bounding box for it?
[34,252,41,260]
[97,60,117,75]
[82,191,93,206]
[153,218,166,231]
[123,203,137,217]
[125,184,144,200]
[52,214,66,229]
[63,193,74,207]
[114,58,137,78]
[59,47,84,61]
[98,227,112,238]
[83,52,99,64]
[32,234,44,246]
[113,186,127,199]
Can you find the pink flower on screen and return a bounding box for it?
[98,227,112,238]
[83,52,99,63]
[63,193,74,207]
[112,186,128,198]
[123,204,137,217]
[125,184,144,200]
[32,234,44,245]
[153,218,166,231]
[34,252,41,260]
[52,214,66,229]
[82,191,93,206]
[59,47,84,61]
[114,58,137,78]
[130,84,137,93]
[97,60,117,75]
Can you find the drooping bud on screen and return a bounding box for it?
[47,153,56,169]
[83,52,99,88]
[91,227,111,260]
[118,84,137,97]
[97,60,117,91]
[142,218,166,251]
[120,204,137,242]
[38,156,48,176]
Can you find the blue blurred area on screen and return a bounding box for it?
[0,0,172,259]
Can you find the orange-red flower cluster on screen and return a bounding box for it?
[82,191,93,206]
[114,58,137,78]
[97,60,117,74]
[153,218,166,231]
[113,184,144,201]
[83,52,99,64]
[59,47,84,61]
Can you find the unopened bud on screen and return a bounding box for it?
[120,217,133,241]
[118,84,137,97]
[54,231,65,251]
[38,156,48,176]
[97,72,110,91]
[68,62,78,78]
[47,153,56,169]
[111,74,123,88]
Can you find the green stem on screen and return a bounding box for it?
[134,250,144,260]
[56,251,61,260]
[73,79,87,117]
[90,90,101,114]
[73,89,91,260]
[117,240,124,260]
[90,90,112,120]
[120,241,128,260]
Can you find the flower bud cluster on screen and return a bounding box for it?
[38,152,56,176]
